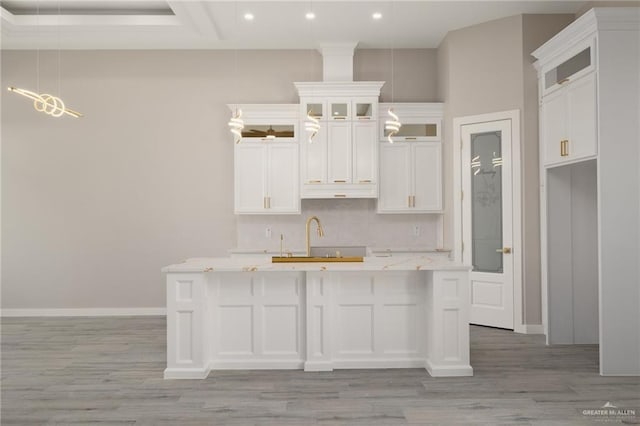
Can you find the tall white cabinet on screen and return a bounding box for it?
[295,82,383,199]
[533,8,640,375]
[232,105,300,214]
[377,103,443,213]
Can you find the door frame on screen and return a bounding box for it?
[453,110,525,334]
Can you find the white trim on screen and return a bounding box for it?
[425,359,474,377]
[1,307,166,317]
[209,360,304,370]
[517,324,545,334]
[452,110,523,332]
[164,367,210,380]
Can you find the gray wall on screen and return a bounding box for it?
[1,48,437,310]
[437,14,572,325]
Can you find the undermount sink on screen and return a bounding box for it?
[272,246,366,263]
[309,246,367,257]
[272,256,363,263]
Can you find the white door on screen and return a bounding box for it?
[462,120,514,329]
[268,144,299,213]
[352,121,377,184]
[327,121,352,183]
[413,142,442,212]
[378,143,411,212]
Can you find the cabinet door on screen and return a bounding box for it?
[567,72,597,161]
[541,88,568,166]
[235,144,266,213]
[413,142,443,212]
[301,122,328,184]
[268,144,300,213]
[378,143,411,212]
[327,121,352,183]
[352,121,377,184]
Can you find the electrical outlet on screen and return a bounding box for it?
[265,227,272,239]
[413,225,420,237]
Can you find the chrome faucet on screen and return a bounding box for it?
[305,216,324,257]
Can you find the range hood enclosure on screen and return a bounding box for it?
[320,42,358,81]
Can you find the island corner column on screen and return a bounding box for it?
[164,271,210,379]
[424,269,473,377]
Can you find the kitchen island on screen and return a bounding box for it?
[162,255,472,379]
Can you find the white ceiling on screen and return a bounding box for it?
[1,0,596,50]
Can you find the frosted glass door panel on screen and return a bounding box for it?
[471,131,503,273]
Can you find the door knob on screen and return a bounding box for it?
[496,247,512,254]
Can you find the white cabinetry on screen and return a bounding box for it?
[234,142,299,214]
[541,72,597,166]
[295,82,384,199]
[231,104,300,214]
[533,8,640,375]
[379,142,442,213]
[377,103,443,213]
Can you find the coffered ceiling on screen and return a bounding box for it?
[0,1,599,50]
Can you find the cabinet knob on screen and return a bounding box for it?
[496,247,512,254]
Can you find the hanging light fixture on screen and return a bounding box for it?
[228,108,244,143]
[305,110,320,143]
[384,1,401,143]
[304,0,319,143]
[8,1,82,118]
[385,108,401,143]
[228,1,244,143]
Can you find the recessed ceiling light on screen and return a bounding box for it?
[305,12,316,20]
[372,12,382,20]
[244,13,254,21]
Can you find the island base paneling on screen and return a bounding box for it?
[164,268,472,379]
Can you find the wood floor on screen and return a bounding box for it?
[1,317,638,425]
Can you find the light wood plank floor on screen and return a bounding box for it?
[1,317,638,425]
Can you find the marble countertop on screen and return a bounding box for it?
[162,255,469,273]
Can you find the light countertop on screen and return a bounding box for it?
[162,255,469,273]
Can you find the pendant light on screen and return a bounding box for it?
[8,1,82,118]
[228,1,244,143]
[304,0,319,143]
[384,1,401,143]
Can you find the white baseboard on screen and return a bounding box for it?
[1,307,166,317]
[425,359,474,377]
[164,367,210,380]
[514,323,545,334]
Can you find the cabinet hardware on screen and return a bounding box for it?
[560,139,569,156]
[408,196,412,207]
[558,77,570,85]
[333,179,347,183]
[405,137,417,141]
[412,195,416,207]
[334,194,346,198]
[263,197,267,209]
[308,180,322,184]
[358,117,371,120]
[496,247,512,254]
[267,197,271,209]
[359,179,372,183]
[333,117,346,120]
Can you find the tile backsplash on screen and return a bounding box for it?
[236,199,443,252]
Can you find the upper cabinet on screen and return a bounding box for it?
[379,103,442,142]
[541,72,597,166]
[295,82,384,199]
[535,33,598,167]
[377,103,444,214]
[231,104,300,214]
